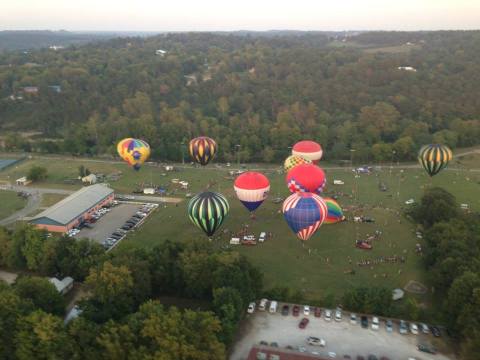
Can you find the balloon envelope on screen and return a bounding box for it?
[284,155,312,173]
[117,138,150,171]
[282,192,328,241]
[292,140,323,163]
[234,172,270,212]
[324,197,345,224]
[418,144,452,177]
[189,136,217,166]
[187,191,229,237]
[286,164,326,194]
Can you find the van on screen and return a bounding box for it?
[269,300,277,313]
[259,298,268,311]
[259,232,266,242]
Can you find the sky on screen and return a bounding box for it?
[1,0,480,32]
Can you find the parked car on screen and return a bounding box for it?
[270,342,278,347]
[328,352,337,358]
[299,318,309,329]
[350,313,357,324]
[385,319,393,332]
[269,300,277,313]
[417,344,436,354]
[371,317,380,330]
[247,302,255,314]
[314,307,322,317]
[324,309,332,321]
[335,308,342,321]
[281,305,289,316]
[259,340,268,346]
[410,323,419,335]
[121,225,132,231]
[430,326,441,337]
[356,356,365,360]
[303,305,310,316]
[292,305,300,317]
[367,356,378,360]
[259,298,268,311]
[361,316,368,328]
[420,323,430,334]
[399,320,408,334]
[307,336,326,347]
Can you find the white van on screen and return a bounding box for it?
[269,300,278,313]
[259,232,266,242]
[259,298,268,311]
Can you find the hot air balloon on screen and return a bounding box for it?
[284,155,312,173]
[418,144,453,177]
[292,140,323,163]
[286,164,326,194]
[234,172,270,212]
[117,138,151,171]
[189,136,217,166]
[324,197,345,224]
[187,191,229,237]
[282,192,328,241]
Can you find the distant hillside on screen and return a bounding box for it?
[0,30,122,51]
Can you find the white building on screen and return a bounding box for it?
[155,49,167,56]
[81,174,97,185]
[16,176,32,186]
[49,276,74,295]
[397,66,417,72]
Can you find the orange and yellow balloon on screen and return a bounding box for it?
[117,138,151,171]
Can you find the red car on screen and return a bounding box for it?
[292,305,300,317]
[299,318,309,329]
[314,307,322,317]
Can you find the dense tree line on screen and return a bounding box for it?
[0,31,479,162]
[409,187,480,359]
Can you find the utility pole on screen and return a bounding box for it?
[235,144,241,168]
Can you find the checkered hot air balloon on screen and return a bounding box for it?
[284,155,312,172]
[234,171,270,212]
[187,191,229,237]
[292,140,323,163]
[117,138,151,171]
[418,144,453,177]
[189,136,217,166]
[323,197,345,224]
[282,192,328,241]
[286,164,326,194]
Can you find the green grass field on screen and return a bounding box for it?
[0,190,27,220]
[1,153,479,301]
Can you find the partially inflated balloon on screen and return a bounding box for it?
[286,164,326,194]
[418,144,452,177]
[292,140,323,163]
[117,138,151,171]
[284,155,312,172]
[282,192,328,241]
[234,172,270,212]
[187,191,229,237]
[324,197,345,224]
[189,136,217,166]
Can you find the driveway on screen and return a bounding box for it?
[230,304,454,360]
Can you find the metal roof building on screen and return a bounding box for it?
[30,184,114,233]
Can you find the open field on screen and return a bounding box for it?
[1,153,479,301]
[0,190,27,220]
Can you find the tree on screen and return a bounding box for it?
[342,287,393,316]
[27,166,48,182]
[14,276,65,315]
[410,187,458,228]
[213,287,244,343]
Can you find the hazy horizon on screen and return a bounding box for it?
[2,0,480,32]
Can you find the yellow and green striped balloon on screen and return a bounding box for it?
[418,144,453,177]
[187,191,229,237]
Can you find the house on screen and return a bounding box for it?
[49,276,74,295]
[165,165,174,171]
[16,176,32,186]
[81,174,97,185]
[184,74,197,86]
[49,45,64,51]
[48,85,62,93]
[23,86,39,94]
[397,66,417,72]
[143,188,155,195]
[155,49,167,56]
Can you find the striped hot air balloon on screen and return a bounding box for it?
[234,171,270,212]
[292,140,323,163]
[323,197,345,224]
[286,164,326,194]
[282,192,328,241]
[418,144,453,177]
[189,136,217,166]
[187,191,229,237]
[117,138,151,171]
[284,155,312,173]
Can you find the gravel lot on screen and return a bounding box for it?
[75,203,141,243]
[230,303,455,360]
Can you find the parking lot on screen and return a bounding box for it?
[230,302,454,360]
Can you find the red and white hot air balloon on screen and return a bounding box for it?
[292,140,323,163]
[234,172,270,212]
[286,164,326,194]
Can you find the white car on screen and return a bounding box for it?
[324,309,332,321]
[307,336,326,347]
[350,313,357,324]
[420,323,430,334]
[247,302,255,314]
[328,352,337,359]
[410,323,419,335]
[405,199,415,205]
[303,305,310,316]
[334,309,342,321]
[371,316,380,330]
[258,298,268,311]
